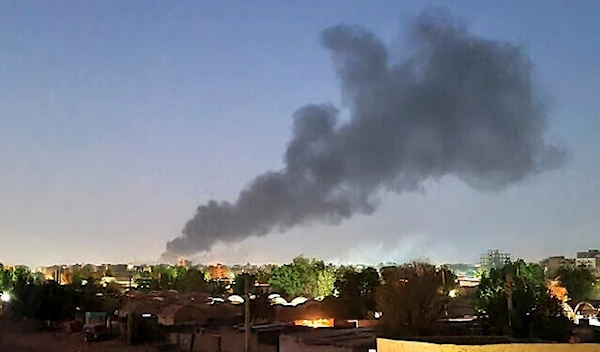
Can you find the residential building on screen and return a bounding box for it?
[37,265,62,282]
[575,249,600,274]
[577,249,600,259]
[541,256,575,277]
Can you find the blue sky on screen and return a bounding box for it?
[1,1,599,267]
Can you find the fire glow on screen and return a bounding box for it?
[293,318,334,328]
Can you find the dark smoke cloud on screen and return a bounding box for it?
[163,10,565,258]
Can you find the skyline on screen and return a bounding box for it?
[1,1,599,267]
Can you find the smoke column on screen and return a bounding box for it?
[163,10,565,259]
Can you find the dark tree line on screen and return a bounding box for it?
[474,260,570,341]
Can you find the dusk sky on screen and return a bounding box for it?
[1,1,599,267]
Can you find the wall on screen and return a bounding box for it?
[279,334,354,352]
[168,329,276,352]
[192,333,220,352]
[377,338,600,352]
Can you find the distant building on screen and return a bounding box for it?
[541,256,575,276]
[576,249,600,273]
[177,258,191,268]
[577,249,600,258]
[479,249,510,272]
[37,265,62,283]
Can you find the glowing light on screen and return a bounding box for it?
[141,313,152,318]
[374,311,382,319]
[1,292,10,302]
[293,318,334,328]
[448,289,458,298]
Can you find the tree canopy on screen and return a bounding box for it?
[268,263,303,298]
[376,262,449,338]
[267,256,336,298]
[556,265,597,303]
[474,260,569,340]
[334,266,380,319]
[233,273,257,295]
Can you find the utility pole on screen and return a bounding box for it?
[441,268,448,317]
[244,273,251,352]
[506,273,513,328]
[126,275,133,345]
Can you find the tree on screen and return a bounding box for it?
[292,256,319,297]
[36,282,79,324]
[151,264,177,290]
[315,266,336,297]
[233,273,257,295]
[174,268,207,293]
[268,256,334,298]
[335,266,380,319]
[255,266,274,284]
[0,264,13,291]
[556,265,596,303]
[376,262,448,338]
[474,260,569,340]
[269,264,302,298]
[134,271,159,292]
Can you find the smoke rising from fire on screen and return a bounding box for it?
[163,10,565,258]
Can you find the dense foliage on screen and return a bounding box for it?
[0,264,111,324]
[474,260,569,341]
[233,273,257,295]
[555,265,598,303]
[334,266,380,319]
[376,262,450,338]
[1,255,586,341]
[268,256,335,298]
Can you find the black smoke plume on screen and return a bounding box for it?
[163,10,565,258]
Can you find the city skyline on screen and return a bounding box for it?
[2,1,600,267]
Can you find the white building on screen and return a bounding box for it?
[576,249,600,273]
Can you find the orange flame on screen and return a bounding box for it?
[548,279,568,302]
[293,318,334,328]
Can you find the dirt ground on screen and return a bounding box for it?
[0,320,162,352]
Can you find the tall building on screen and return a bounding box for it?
[479,249,510,272]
